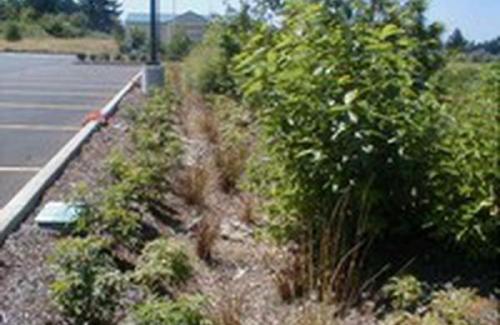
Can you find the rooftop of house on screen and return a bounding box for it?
[125,11,209,25]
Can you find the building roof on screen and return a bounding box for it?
[125,11,209,25]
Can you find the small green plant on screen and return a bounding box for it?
[132,296,210,325]
[49,236,124,325]
[75,179,144,250]
[133,238,192,294]
[89,53,97,62]
[382,275,424,310]
[4,22,22,41]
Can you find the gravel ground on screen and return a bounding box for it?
[0,87,145,325]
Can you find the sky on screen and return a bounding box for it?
[121,0,500,42]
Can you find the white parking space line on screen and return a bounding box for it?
[0,89,111,98]
[0,82,121,92]
[0,166,42,173]
[0,80,127,88]
[0,102,91,110]
[0,124,80,131]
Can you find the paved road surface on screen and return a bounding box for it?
[0,53,140,208]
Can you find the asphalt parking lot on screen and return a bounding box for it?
[0,53,140,208]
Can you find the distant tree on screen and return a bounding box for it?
[0,0,22,19]
[22,0,77,14]
[79,0,121,33]
[446,28,468,51]
[470,36,500,56]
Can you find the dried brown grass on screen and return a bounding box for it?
[196,214,220,261]
[175,165,210,206]
[208,289,244,325]
[289,303,339,325]
[239,195,255,224]
[267,191,373,315]
[215,141,249,192]
[0,37,118,54]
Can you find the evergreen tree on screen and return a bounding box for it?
[446,28,468,51]
[79,0,121,33]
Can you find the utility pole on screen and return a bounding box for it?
[142,0,165,94]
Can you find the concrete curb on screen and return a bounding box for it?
[0,72,142,245]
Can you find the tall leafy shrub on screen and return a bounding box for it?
[236,0,445,239]
[429,62,500,257]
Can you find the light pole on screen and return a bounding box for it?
[150,0,158,64]
[142,0,165,94]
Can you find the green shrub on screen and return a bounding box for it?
[184,9,258,95]
[121,26,147,54]
[132,296,209,325]
[40,14,85,38]
[235,1,445,241]
[165,29,193,61]
[49,236,124,324]
[100,52,111,62]
[128,90,182,173]
[113,53,123,61]
[128,53,137,62]
[75,157,145,249]
[382,275,424,310]
[4,22,22,41]
[75,92,181,250]
[383,286,494,325]
[133,238,192,294]
[183,24,230,94]
[76,53,87,62]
